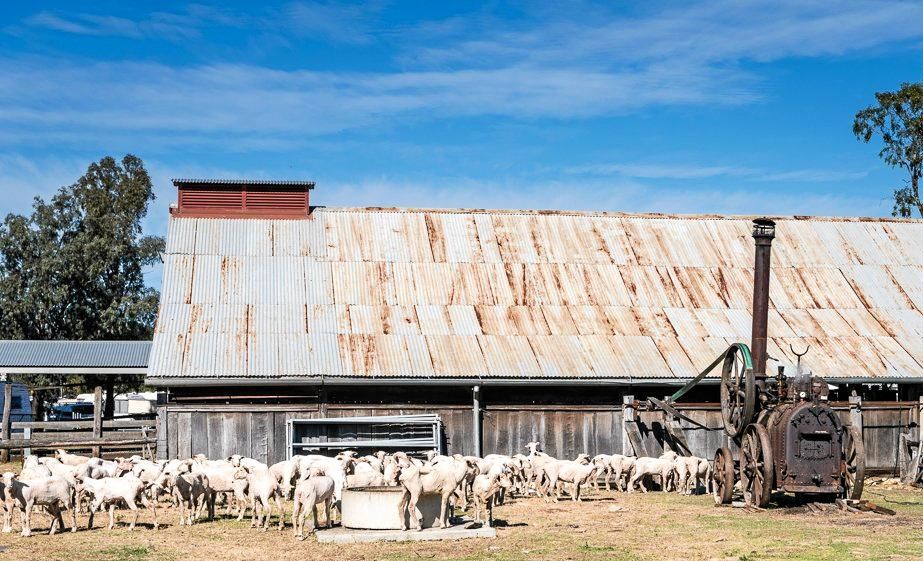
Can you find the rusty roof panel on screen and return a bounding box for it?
[478,335,542,377]
[840,266,912,310]
[869,308,923,338]
[149,211,923,381]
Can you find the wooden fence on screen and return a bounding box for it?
[0,384,157,461]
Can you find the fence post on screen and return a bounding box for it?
[918,396,923,442]
[622,395,634,457]
[849,394,863,433]
[92,386,103,457]
[1,383,11,463]
[23,426,32,458]
[472,385,482,458]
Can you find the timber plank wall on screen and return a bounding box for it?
[158,398,920,472]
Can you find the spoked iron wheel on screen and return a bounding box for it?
[712,446,735,505]
[841,425,866,500]
[740,423,773,508]
[720,346,756,439]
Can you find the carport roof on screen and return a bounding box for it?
[0,340,150,375]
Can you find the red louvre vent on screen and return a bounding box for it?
[172,179,314,219]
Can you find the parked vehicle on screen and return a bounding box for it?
[0,382,33,422]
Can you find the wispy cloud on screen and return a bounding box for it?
[9,1,923,147]
[285,1,382,45]
[566,162,867,183]
[22,6,239,40]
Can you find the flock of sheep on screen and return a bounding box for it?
[0,444,713,539]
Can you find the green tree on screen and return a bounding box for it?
[0,154,164,418]
[854,81,923,218]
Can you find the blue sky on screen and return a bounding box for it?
[2,1,923,282]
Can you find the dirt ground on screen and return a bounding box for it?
[3,463,923,561]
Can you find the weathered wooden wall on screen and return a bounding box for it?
[160,397,920,473]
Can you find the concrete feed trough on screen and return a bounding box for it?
[341,486,442,530]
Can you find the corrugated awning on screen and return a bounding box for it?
[0,340,150,375]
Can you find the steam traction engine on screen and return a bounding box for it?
[651,219,865,507]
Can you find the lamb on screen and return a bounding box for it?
[678,457,712,494]
[287,455,347,511]
[77,474,159,531]
[611,455,636,492]
[172,467,210,526]
[628,455,675,493]
[237,463,284,531]
[392,456,470,531]
[190,461,242,519]
[540,459,596,502]
[54,450,90,466]
[345,459,386,488]
[291,469,335,539]
[2,473,77,537]
[471,469,512,527]
[128,458,167,483]
[591,454,614,490]
[19,456,52,480]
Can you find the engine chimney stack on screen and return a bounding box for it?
[751,218,775,376]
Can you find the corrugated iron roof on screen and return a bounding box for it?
[148,208,923,382]
[0,340,151,368]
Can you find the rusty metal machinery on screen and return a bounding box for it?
[649,218,866,508]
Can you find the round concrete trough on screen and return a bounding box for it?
[341,486,442,530]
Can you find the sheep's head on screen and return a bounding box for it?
[575,454,591,465]
[233,467,248,480]
[308,467,326,478]
[1,472,15,485]
[227,454,244,467]
[192,454,208,464]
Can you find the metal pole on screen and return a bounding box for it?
[472,385,482,457]
[751,218,776,376]
[1,383,12,462]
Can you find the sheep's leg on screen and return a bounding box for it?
[262,497,271,531]
[398,492,409,531]
[324,498,331,529]
[108,504,117,530]
[250,496,258,528]
[291,497,301,538]
[2,501,11,533]
[21,500,32,537]
[178,499,187,526]
[276,493,284,531]
[438,493,449,529]
[128,500,140,531]
[48,505,62,535]
[310,503,319,534]
[87,502,97,530]
[145,495,158,530]
[487,497,493,528]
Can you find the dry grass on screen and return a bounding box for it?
[3,461,923,561]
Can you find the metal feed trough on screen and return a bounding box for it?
[286,414,444,458]
[647,218,865,507]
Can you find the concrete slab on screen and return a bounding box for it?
[315,523,497,544]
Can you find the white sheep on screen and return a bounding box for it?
[628,455,675,493]
[237,463,284,531]
[472,466,512,527]
[77,474,159,531]
[172,468,210,526]
[2,473,77,537]
[291,470,335,539]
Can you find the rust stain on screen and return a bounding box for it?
[424,214,446,262]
